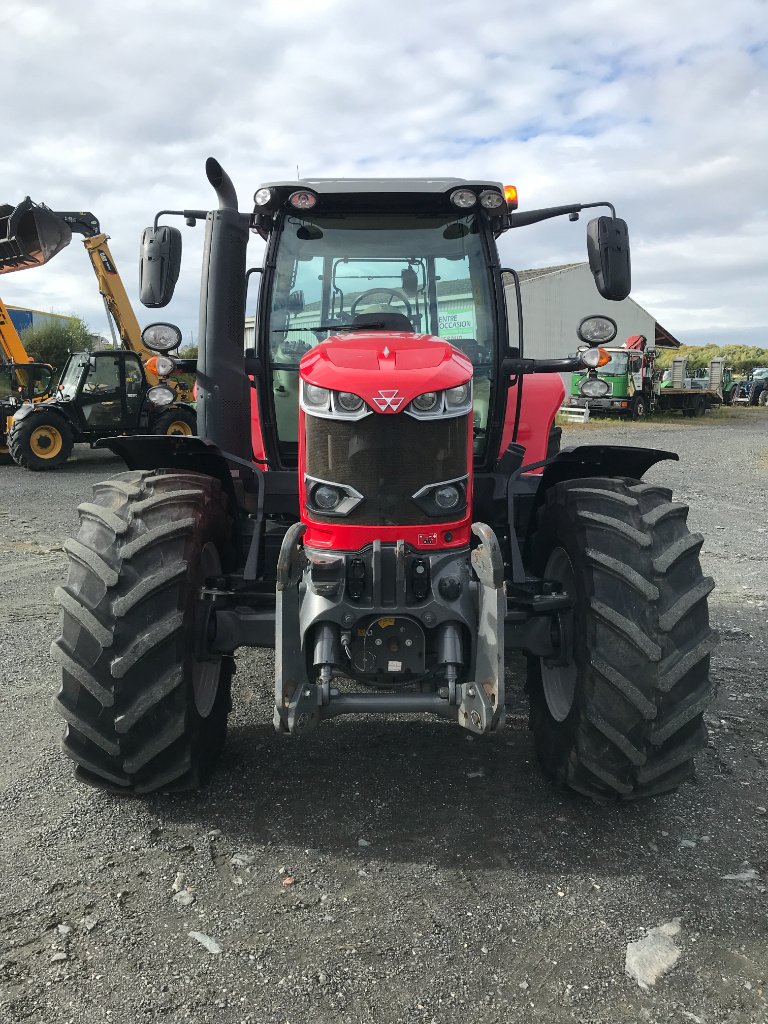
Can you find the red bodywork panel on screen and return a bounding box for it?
[248,383,268,463]
[496,373,564,469]
[299,333,474,552]
[301,332,473,410]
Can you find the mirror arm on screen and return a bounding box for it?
[508,200,616,229]
[153,209,209,230]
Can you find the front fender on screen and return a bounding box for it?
[11,401,36,423]
[12,400,67,424]
[524,443,678,536]
[96,435,239,501]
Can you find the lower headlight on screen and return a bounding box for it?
[434,485,461,510]
[313,484,341,510]
[146,385,176,406]
[580,377,610,398]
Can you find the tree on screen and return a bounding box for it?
[178,345,198,359]
[655,344,768,375]
[21,316,93,373]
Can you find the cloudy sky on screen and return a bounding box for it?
[1,0,766,347]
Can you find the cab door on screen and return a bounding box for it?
[77,352,143,431]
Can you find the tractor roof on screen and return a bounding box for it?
[260,177,504,196]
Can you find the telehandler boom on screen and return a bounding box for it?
[0,199,197,468]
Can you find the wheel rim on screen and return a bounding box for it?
[165,419,193,436]
[29,424,63,458]
[540,546,578,722]
[192,542,223,718]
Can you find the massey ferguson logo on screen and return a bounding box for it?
[373,389,404,412]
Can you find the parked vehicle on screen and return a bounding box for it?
[52,161,715,803]
[569,338,726,417]
[732,367,768,406]
[0,198,196,469]
[0,294,55,454]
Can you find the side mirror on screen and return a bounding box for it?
[287,289,305,314]
[401,267,419,297]
[586,216,631,301]
[140,225,182,307]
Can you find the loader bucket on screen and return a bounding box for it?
[0,198,72,274]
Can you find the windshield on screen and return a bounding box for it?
[59,354,89,398]
[266,211,497,451]
[0,366,15,399]
[599,352,629,375]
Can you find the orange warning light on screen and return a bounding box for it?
[504,185,518,209]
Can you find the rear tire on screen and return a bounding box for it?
[9,410,74,470]
[631,395,648,420]
[527,476,716,801]
[52,469,233,793]
[153,407,197,436]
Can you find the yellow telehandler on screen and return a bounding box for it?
[0,199,196,468]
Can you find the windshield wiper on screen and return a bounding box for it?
[272,323,385,334]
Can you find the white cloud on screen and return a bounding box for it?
[0,0,765,346]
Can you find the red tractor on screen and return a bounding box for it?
[52,161,715,801]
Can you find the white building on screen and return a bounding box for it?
[507,262,680,357]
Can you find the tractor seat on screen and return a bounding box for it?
[351,311,414,332]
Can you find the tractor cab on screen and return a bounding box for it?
[253,184,505,466]
[0,360,54,404]
[53,350,148,430]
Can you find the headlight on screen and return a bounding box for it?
[336,391,364,413]
[146,385,176,406]
[412,391,439,412]
[434,485,461,510]
[449,189,477,209]
[313,484,341,510]
[412,476,468,517]
[479,190,504,209]
[142,322,182,353]
[304,383,330,407]
[254,187,273,206]
[305,476,365,517]
[577,315,617,345]
[445,382,471,408]
[580,377,610,398]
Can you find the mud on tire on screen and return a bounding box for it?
[52,469,233,793]
[527,476,717,801]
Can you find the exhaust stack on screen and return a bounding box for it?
[205,158,239,212]
[0,199,72,274]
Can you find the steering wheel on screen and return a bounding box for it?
[350,288,412,318]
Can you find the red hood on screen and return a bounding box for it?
[300,332,473,411]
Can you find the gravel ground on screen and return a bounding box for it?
[0,408,766,1024]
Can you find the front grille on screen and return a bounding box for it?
[305,412,470,525]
